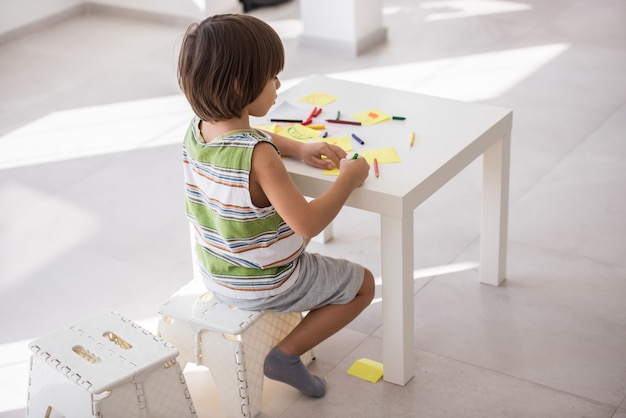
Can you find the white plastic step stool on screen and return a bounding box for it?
[27,310,197,418]
[157,278,314,418]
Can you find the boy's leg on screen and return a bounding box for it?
[264,269,375,396]
[277,267,375,355]
[264,347,327,397]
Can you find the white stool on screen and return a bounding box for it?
[27,310,197,418]
[157,278,314,418]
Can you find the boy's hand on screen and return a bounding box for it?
[300,142,346,170]
[338,156,370,188]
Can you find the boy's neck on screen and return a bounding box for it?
[200,113,251,143]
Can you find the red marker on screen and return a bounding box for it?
[373,158,379,177]
[303,107,318,125]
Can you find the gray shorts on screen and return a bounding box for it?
[213,252,365,313]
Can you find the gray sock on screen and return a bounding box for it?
[263,347,326,398]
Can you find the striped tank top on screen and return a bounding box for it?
[182,117,306,299]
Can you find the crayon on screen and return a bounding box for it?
[270,118,302,123]
[351,133,365,145]
[325,119,361,126]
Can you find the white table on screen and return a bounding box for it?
[255,75,512,386]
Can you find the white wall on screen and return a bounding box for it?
[0,0,82,36]
[0,0,241,39]
[90,0,241,19]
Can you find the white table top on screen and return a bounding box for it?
[255,74,513,218]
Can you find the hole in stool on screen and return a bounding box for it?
[223,333,242,342]
[44,405,64,418]
[102,331,133,349]
[199,292,214,302]
[162,358,178,369]
[93,390,112,401]
[72,345,101,364]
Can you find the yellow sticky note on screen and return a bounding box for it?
[351,109,391,125]
[315,136,353,152]
[361,147,401,164]
[252,123,277,133]
[323,147,400,175]
[347,358,384,383]
[299,92,338,107]
[277,124,321,142]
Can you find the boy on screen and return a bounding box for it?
[178,14,374,397]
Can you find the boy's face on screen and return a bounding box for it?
[247,77,281,117]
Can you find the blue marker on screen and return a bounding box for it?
[351,133,365,145]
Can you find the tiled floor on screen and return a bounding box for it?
[1,0,625,417]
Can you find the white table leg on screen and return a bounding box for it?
[311,222,334,244]
[480,133,511,286]
[381,214,414,385]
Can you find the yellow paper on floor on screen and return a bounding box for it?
[347,358,384,383]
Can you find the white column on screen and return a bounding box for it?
[205,0,242,16]
[299,0,387,55]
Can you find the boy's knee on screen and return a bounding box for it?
[362,268,375,302]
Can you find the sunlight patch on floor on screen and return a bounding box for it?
[421,0,532,21]
[330,43,569,102]
[0,43,566,170]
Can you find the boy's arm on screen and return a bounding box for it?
[251,142,369,239]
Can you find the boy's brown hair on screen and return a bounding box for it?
[178,14,285,122]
